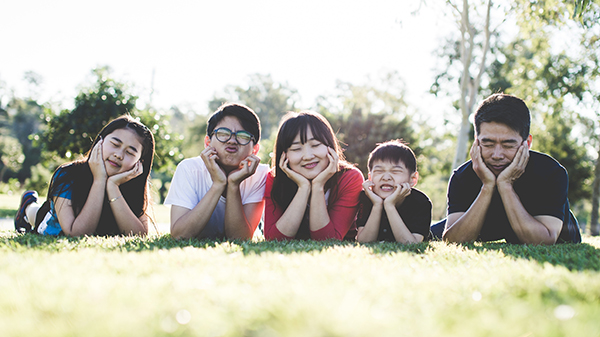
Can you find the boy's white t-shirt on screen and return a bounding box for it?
[164,156,269,238]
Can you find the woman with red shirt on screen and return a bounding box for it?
[264,111,363,241]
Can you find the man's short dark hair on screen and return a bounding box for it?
[474,93,531,140]
[207,103,261,143]
[368,140,417,173]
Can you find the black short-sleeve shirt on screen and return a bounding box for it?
[356,188,432,242]
[447,150,581,243]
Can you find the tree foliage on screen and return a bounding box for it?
[42,67,137,157]
[431,0,497,170]
[0,135,24,182]
[8,98,44,181]
[209,74,299,140]
[486,0,597,206]
[41,66,183,182]
[316,72,416,175]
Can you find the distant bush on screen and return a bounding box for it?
[0,178,21,195]
[23,164,52,197]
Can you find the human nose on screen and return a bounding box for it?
[113,150,123,160]
[491,145,504,160]
[301,147,315,160]
[225,134,237,144]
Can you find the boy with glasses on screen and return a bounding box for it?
[165,103,269,240]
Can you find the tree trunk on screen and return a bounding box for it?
[450,0,492,170]
[590,144,600,235]
[453,112,471,169]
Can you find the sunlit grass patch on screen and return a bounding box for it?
[0,232,599,336]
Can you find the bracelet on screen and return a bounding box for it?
[109,195,123,203]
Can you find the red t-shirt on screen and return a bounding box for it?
[263,167,364,241]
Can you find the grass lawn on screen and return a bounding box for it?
[1,193,600,336]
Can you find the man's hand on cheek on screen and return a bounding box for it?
[497,140,529,187]
[470,139,496,186]
[227,154,260,185]
[201,146,227,186]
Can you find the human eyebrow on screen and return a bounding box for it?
[110,136,139,153]
[127,146,140,153]
[109,136,123,144]
[500,139,519,144]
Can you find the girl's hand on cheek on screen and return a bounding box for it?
[90,138,108,181]
[108,160,143,187]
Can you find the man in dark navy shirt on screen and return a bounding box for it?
[440,93,581,244]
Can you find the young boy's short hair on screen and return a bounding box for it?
[367,140,417,173]
[207,103,261,143]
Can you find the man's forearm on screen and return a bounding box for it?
[171,185,224,239]
[443,184,495,242]
[497,183,559,244]
[223,184,254,240]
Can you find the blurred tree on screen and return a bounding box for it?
[8,98,44,181]
[168,105,207,159]
[40,66,183,202]
[573,0,600,23]
[316,71,416,175]
[135,109,183,203]
[42,66,137,157]
[431,0,497,170]
[487,0,599,231]
[0,135,24,182]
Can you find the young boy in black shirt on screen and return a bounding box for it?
[356,140,432,243]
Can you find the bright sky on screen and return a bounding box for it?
[1,0,454,117]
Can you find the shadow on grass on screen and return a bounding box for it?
[0,231,431,256]
[453,241,600,271]
[0,208,15,218]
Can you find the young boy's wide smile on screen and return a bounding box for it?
[370,160,416,199]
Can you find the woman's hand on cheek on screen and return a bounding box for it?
[279,152,310,188]
[90,138,108,181]
[108,160,143,187]
[312,147,338,189]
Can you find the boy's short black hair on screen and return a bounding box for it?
[368,140,417,173]
[207,103,261,143]
[474,93,531,140]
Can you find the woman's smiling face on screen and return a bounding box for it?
[102,128,143,176]
[285,128,330,180]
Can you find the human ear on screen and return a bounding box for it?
[252,142,260,155]
[204,135,211,148]
[526,134,533,149]
[410,171,419,188]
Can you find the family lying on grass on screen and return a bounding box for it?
[14,93,582,245]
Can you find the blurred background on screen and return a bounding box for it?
[1,0,599,234]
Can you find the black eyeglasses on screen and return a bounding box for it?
[210,127,255,145]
